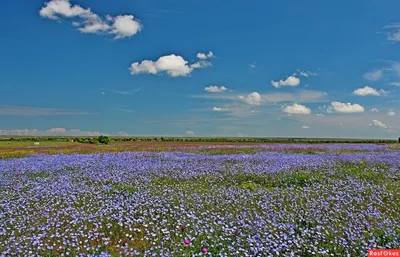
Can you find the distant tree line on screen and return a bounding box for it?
[0,136,397,144]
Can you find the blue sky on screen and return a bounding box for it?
[1,0,400,138]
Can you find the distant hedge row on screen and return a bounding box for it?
[0,136,397,144]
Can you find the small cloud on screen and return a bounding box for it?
[302,125,310,129]
[243,92,262,105]
[327,102,364,113]
[363,70,383,81]
[46,128,66,133]
[87,131,101,136]
[389,82,400,86]
[370,120,389,129]
[130,53,212,77]
[196,51,215,60]
[186,130,195,136]
[113,88,141,95]
[101,91,106,95]
[212,107,229,112]
[388,111,396,116]
[299,71,318,77]
[282,103,311,115]
[249,62,256,68]
[316,113,325,117]
[271,75,300,88]
[118,131,129,136]
[204,85,228,93]
[117,108,133,113]
[353,86,387,96]
[371,108,379,112]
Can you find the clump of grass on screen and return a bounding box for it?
[26,171,51,179]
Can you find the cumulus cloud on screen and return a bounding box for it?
[271,76,300,88]
[353,86,387,96]
[242,92,262,105]
[212,107,229,112]
[370,120,389,129]
[196,51,214,60]
[204,86,228,93]
[39,0,142,39]
[327,102,364,113]
[363,70,383,81]
[371,108,379,112]
[388,111,396,116]
[129,53,212,77]
[46,127,66,133]
[283,103,311,115]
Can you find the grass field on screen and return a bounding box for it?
[0,142,399,256]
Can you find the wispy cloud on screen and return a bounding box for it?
[0,105,95,116]
[191,90,328,104]
[117,108,133,113]
[363,70,384,81]
[112,88,141,95]
[383,23,400,42]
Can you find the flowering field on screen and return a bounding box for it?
[1,144,400,256]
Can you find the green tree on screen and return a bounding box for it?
[98,135,110,144]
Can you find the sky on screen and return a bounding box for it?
[1,0,400,138]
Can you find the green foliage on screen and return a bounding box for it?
[98,135,110,144]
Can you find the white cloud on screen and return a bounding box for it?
[299,71,318,77]
[39,0,142,39]
[196,51,214,60]
[388,111,396,116]
[353,86,386,96]
[46,127,66,133]
[384,23,400,42]
[283,103,311,115]
[110,15,143,39]
[327,101,364,113]
[302,125,310,129]
[370,120,388,129]
[249,62,256,68]
[389,82,400,86]
[101,91,105,95]
[212,107,229,112]
[363,70,383,81]
[371,108,379,112]
[243,92,262,105]
[186,130,195,136]
[204,86,228,93]
[316,113,325,117]
[118,131,129,136]
[129,53,212,77]
[271,76,300,88]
